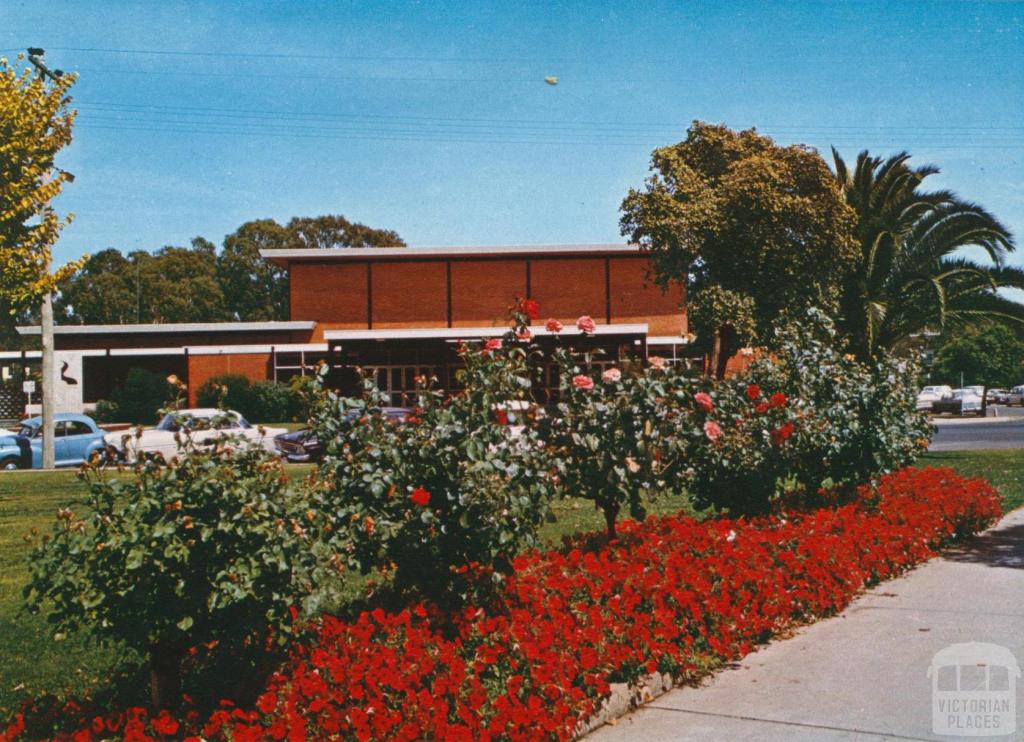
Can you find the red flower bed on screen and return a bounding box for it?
[3,467,1001,741]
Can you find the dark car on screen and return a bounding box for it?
[274,407,410,463]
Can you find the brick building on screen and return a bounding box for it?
[4,244,690,414]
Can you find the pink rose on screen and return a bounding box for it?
[648,356,666,370]
[703,420,722,441]
[601,367,622,383]
[576,315,596,334]
[516,328,532,342]
[694,392,713,412]
[484,338,502,352]
[545,318,563,333]
[572,374,595,391]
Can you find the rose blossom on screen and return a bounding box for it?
[516,328,533,342]
[410,487,431,507]
[769,392,788,409]
[520,298,540,320]
[545,318,563,333]
[484,338,502,352]
[694,392,714,412]
[703,420,722,441]
[746,384,761,400]
[648,356,666,370]
[572,374,595,391]
[602,367,622,383]
[576,315,596,334]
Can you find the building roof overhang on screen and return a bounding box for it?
[260,243,642,266]
[16,321,316,337]
[324,324,649,343]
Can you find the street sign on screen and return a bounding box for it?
[22,380,36,394]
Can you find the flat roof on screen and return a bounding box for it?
[17,321,316,336]
[261,243,641,265]
[324,323,649,342]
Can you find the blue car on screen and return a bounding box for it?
[0,413,108,470]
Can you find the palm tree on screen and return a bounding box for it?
[831,149,1024,360]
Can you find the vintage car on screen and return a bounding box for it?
[274,407,410,463]
[930,389,983,417]
[916,385,952,411]
[104,408,286,462]
[0,413,108,470]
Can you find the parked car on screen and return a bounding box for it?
[916,385,952,411]
[0,413,107,470]
[931,389,983,417]
[273,407,410,463]
[987,389,1009,405]
[1006,386,1024,406]
[105,409,287,462]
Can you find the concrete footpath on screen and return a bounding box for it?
[587,508,1024,741]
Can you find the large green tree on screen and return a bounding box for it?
[929,324,1024,390]
[621,122,858,376]
[55,248,136,324]
[831,149,1024,360]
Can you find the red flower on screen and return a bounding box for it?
[746,384,761,400]
[495,409,509,425]
[703,420,722,440]
[694,392,714,412]
[410,487,431,507]
[755,402,769,414]
[151,710,179,736]
[572,375,595,391]
[483,338,502,353]
[520,298,540,320]
[576,315,596,334]
[545,318,563,333]
[769,392,788,409]
[770,422,795,445]
[516,328,533,342]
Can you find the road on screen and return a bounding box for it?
[929,405,1024,451]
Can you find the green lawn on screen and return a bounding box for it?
[0,450,1019,716]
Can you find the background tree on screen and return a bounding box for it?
[140,243,227,323]
[929,324,1024,390]
[284,214,404,250]
[831,149,1023,360]
[620,122,858,376]
[55,248,136,324]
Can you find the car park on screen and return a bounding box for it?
[930,389,983,417]
[1006,386,1024,406]
[105,408,286,462]
[0,413,108,470]
[987,389,1009,405]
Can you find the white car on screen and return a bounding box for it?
[931,389,983,417]
[1006,386,1024,406]
[916,385,952,411]
[104,409,286,462]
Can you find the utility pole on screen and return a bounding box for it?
[26,48,65,470]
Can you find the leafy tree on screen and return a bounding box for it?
[0,55,81,324]
[137,243,227,323]
[929,324,1024,390]
[831,149,1024,360]
[284,214,404,250]
[621,122,858,376]
[55,248,137,324]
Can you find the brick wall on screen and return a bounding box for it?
[186,353,272,406]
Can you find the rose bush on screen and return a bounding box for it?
[307,300,559,606]
[22,431,317,711]
[5,467,999,741]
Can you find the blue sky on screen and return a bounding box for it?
[2,1,1023,273]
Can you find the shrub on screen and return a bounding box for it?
[195,374,254,417]
[7,467,997,741]
[744,309,932,496]
[23,433,318,710]
[104,367,174,424]
[542,349,692,538]
[308,301,558,606]
[250,380,299,422]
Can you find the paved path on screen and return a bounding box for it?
[930,407,1024,452]
[587,508,1024,741]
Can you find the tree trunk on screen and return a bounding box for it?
[149,641,184,710]
[981,385,988,418]
[603,501,620,541]
[714,324,735,380]
[707,327,722,379]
